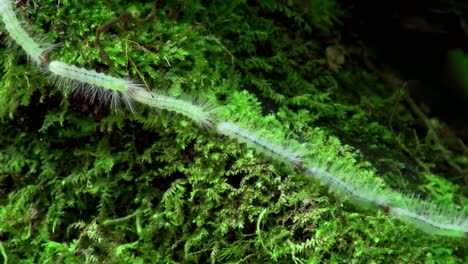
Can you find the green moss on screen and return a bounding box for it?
[0,0,466,263]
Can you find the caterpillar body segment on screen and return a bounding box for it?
[216,121,306,170]
[0,0,52,65]
[306,165,468,237]
[48,60,139,110]
[131,88,216,127]
[306,166,393,210]
[389,198,468,238]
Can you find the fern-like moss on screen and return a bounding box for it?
[0,0,466,263]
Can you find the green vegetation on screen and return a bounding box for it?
[0,0,466,263]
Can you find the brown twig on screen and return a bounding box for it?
[361,44,465,177]
[95,12,133,64]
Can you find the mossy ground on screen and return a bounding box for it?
[0,0,466,263]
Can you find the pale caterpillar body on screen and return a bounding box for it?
[49,60,215,125]
[389,199,468,237]
[0,0,51,65]
[131,89,215,127]
[307,165,468,237]
[48,60,140,110]
[216,121,306,169]
[306,166,393,210]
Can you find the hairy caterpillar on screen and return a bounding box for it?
[216,121,306,169]
[0,0,467,239]
[48,61,216,126]
[306,166,468,237]
[305,166,393,210]
[0,0,51,65]
[131,89,216,127]
[48,60,139,110]
[389,198,468,237]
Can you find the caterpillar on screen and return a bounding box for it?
[216,121,306,169]
[0,0,51,65]
[131,88,216,127]
[388,198,468,237]
[48,60,140,110]
[305,166,393,210]
[306,166,468,237]
[0,0,466,240]
[47,60,216,126]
